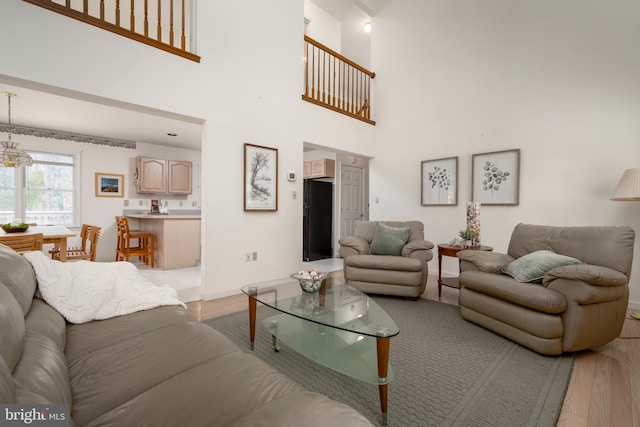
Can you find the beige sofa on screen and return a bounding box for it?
[458,223,635,355]
[339,221,434,299]
[0,244,373,426]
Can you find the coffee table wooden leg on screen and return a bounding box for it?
[247,290,257,351]
[437,252,443,300]
[376,336,390,426]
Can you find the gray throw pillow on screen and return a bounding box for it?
[502,249,583,283]
[369,223,411,256]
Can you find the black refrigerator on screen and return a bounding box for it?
[303,180,333,261]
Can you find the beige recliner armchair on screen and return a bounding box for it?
[339,221,434,299]
[458,223,635,355]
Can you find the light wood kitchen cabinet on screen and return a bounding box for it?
[303,161,311,179]
[136,157,192,194]
[136,157,167,193]
[168,160,192,194]
[303,159,335,179]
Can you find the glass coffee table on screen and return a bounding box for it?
[241,275,399,426]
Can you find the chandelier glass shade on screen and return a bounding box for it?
[1,92,33,168]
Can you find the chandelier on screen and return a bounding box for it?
[1,92,33,168]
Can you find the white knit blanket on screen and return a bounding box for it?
[24,251,185,324]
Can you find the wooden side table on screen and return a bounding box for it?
[437,244,493,299]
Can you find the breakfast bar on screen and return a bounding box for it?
[125,211,201,270]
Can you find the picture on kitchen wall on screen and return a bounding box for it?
[421,156,458,206]
[471,149,520,205]
[95,173,124,198]
[244,143,278,211]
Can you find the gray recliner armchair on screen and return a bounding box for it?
[339,221,434,299]
[458,223,635,355]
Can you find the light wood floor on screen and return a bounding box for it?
[187,275,640,427]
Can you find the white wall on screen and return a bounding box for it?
[304,0,341,50]
[339,6,372,70]
[370,0,640,308]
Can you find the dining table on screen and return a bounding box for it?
[0,225,76,261]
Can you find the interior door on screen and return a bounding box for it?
[340,165,364,239]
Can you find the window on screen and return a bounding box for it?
[0,151,79,226]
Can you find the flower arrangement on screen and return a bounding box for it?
[458,228,477,241]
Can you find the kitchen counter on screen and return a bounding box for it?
[125,213,201,219]
[124,211,201,270]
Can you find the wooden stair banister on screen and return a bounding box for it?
[22,0,200,62]
[302,35,376,125]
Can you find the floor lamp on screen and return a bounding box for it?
[611,167,640,320]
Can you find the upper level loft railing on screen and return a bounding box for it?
[23,0,200,62]
[302,35,375,125]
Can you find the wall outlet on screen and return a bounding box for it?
[245,253,251,262]
[164,200,169,206]
[139,200,143,206]
[124,199,129,206]
[292,191,297,200]
[192,201,197,207]
[252,251,258,261]
[179,201,183,207]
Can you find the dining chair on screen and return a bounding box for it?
[115,216,155,267]
[50,224,101,261]
[0,233,44,255]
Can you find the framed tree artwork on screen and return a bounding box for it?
[421,157,458,206]
[471,149,520,205]
[244,143,278,211]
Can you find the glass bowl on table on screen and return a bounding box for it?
[290,269,327,293]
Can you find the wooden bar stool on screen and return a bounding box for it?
[115,216,155,267]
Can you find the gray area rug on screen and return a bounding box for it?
[203,296,573,427]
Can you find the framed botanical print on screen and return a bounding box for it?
[244,143,278,211]
[421,157,458,206]
[471,149,520,205]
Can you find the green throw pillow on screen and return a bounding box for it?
[502,249,583,283]
[369,223,411,256]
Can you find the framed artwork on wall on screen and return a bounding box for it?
[471,149,520,205]
[421,156,458,206]
[95,173,124,198]
[244,143,278,211]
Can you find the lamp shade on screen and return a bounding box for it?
[610,168,640,200]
